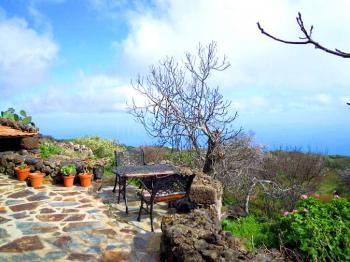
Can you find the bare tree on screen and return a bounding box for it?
[130,42,240,174]
[257,12,350,58]
[213,133,264,214]
[214,135,325,214]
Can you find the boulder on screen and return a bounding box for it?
[160,209,247,262]
[20,137,39,150]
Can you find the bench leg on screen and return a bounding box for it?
[137,197,144,222]
[150,202,154,232]
[112,175,118,193]
[117,177,122,204]
[123,178,128,214]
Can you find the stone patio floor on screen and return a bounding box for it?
[0,175,169,261]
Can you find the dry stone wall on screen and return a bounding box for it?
[189,171,223,221]
[0,151,87,182]
[160,209,247,262]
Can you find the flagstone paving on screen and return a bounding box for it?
[0,175,168,261]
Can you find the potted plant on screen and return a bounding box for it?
[15,163,30,181]
[29,172,44,188]
[79,160,93,187]
[60,164,76,187]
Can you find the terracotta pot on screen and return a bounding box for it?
[29,172,44,188]
[79,173,93,187]
[63,175,75,187]
[15,167,30,181]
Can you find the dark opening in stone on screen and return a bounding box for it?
[0,138,22,152]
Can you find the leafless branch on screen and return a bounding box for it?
[257,12,350,58]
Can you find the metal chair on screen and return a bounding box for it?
[137,173,195,232]
[112,149,145,212]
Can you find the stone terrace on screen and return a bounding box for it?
[0,175,167,261]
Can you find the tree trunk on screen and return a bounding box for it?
[202,137,217,174]
[245,178,257,215]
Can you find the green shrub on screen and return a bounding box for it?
[142,146,170,163]
[279,197,350,261]
[165,150,198,168]
[71,136,124,159]
[40,142,62,158]
[222,216,277,251]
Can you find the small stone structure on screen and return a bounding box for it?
[0,125,39,152]
[160,209,247,262]
[188,170,223,221]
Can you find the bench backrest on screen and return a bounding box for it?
[115,149,145,167]
[143,173,195,199]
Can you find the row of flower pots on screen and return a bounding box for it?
[14,163,93,189]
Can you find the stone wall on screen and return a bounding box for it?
[189,171,223,221]
[0,151,88,183]
[160,209,247,262]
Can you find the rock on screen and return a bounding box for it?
[160,209,248,262]
[62,208,80,213]
[13,154,24,164]
[52,236,76,250]
[30,149,40,154]
[8,189,34,199]
[45,251,67,260]
[16,222,58,234]
[36,214,67,222]
[79,232,107,245]
[0,236,44,252]
[27,192,50,201]
[24,157,40,165]
[100,251,130,262]
[63,214,86,222]
[20,137,39,150]
[119,228,138,235]
[18,149,29,155]
[11,212,28,219]
[39,208,56,214]
[62,222,104,232]
[67,253,96,261]
[9,202,40,212]
[6,199,25,205]
[11,252,42,261]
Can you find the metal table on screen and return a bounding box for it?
[112,164,178,214]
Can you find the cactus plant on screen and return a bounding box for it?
[1,108,35,127]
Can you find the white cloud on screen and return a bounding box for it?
[25,73,145,113]
[19,0,350,115]
[0,14,58,93]
[304,94,334,106]
[114,1,350,89]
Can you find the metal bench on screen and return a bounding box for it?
[137,173,195,232]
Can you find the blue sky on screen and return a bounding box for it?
[0,0,350,155]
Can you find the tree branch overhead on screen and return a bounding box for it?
[257,12,350,58]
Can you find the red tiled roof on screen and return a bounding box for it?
[0,125,37,138]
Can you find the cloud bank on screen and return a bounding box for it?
[4,0,350,118]
[0,11,58,96]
